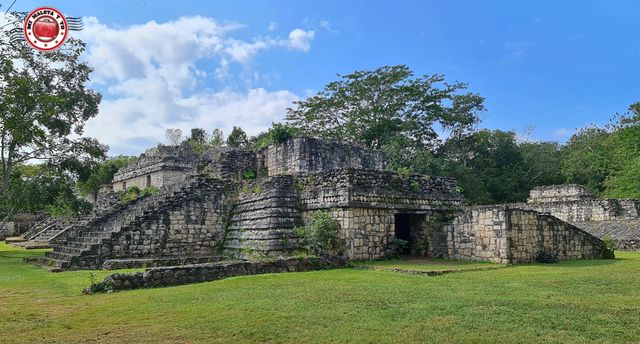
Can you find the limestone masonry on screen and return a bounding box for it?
[23,137,626,272]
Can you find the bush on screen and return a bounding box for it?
[242,170,256,180]
[294,210,341,257]
[249,123,299,149]
[388,237,408,258]
[602,236,616,258]
[396,166,411,181]
[119,186,158,205]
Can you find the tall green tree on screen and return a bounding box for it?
[0,18,106,196]
[226,126,249,148]
[286,65,485,152]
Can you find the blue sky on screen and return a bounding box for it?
[7,0,640,155]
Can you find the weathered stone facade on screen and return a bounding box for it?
[445,206,612,263]
[111,143,198,192]
[257,137,386,175]
[28,138,614,272]
[514,185,640,251]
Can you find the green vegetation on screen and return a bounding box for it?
[241,170,256,180]
[118,186,159,205]
[355,257,496,272]
[1,243,639,343]
[0,16,106,198]
[249,123,299,149]
[226,126,249,148]
[294,210,341,256]
[387,238,409,258]
[76,156,136,198]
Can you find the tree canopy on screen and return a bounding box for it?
[286,65,485,151]
[0,18,106,197]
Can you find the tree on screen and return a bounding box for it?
[226,126,248,148]
[165,128,183,146]
[561,127,611,194]
[185,128,212,153]
[0,164,91,218]
[560,101,640,198]
[436,130,533,204]
[286,65,485,151]
[188,128,208,145]
[210,129,224,146]
[0,17,105,196]
[76,156,136,198]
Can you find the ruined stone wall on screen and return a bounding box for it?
[88,257,346,292]
[0,222,18,240]
[209,149,258,180]
[63,177,236,269]
[507,209,612,262]
[445,207,510,263]
[106,197,229,259]
[445,206,613,263]
[297,169,463,211]
[528,184,594,203]
[112,144,197,191]
[514,199,640,223]
[224,176,301,259]
[302,208,395,260]
[257,137,386,176]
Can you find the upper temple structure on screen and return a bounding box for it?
[21,137,633,271]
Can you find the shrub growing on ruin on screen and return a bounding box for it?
[294,210,341,257]
[388,238,408,258]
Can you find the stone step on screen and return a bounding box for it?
[56,241,95,249]
[45,251,76,261]
[24,256,68,272]
[4,236,26,244]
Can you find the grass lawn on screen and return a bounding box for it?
[354,256,497,272]
[1,243,639,343]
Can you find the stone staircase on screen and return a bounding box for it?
[30,175,233,271]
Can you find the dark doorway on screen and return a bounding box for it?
[146,175,152,188]
[394,214,412,254]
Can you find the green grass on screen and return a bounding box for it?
[1,243,639,343]
[354,257,497,272]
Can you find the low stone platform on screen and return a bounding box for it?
[10,241,52,250]
[101,256,227,270]
[4,236,26,244]
[84,256,347,293]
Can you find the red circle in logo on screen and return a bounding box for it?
[23,7,68,51]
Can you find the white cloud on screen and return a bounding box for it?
[553,127,574,138]
[74,16,313,155]
[268,21,278,31]
[319,20,338,34]
[503,41,534,59]
[288,29,315,52]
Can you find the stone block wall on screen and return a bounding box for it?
[106,198,229,259]
[445,206,613,263]
[0,222,18,240]
[112,143,197,192]
[257,137,386,176]
[297,169,464,211]
[208,149,258,180]
[224,176,302,259]
[86,256,347,292]
[445,206,510,263]
[302,208,395,260]
[57,177,236,269]
[528,184,594,203]
[514,199,640,223]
